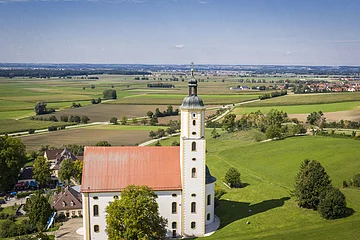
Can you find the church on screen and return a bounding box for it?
[81,68,218,239]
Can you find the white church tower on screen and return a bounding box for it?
[180,65,216,237]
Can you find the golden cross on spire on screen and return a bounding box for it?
[191,61,194,76]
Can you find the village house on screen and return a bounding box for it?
[51,186,82,218]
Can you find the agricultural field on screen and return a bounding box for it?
[19,125,161,150]
[0,75,260,134]
[157,130,360,240]
[234,101,360,116]
[243,92,360,107]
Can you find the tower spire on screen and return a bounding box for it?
[188,62,198,96]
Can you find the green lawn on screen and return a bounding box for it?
[234,101,360,115]
[158,131,360,240]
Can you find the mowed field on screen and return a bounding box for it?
[19,125,161,150]
[158,131,360,240]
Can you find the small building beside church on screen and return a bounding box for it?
[81,69,217,239]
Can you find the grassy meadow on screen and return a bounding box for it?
[157,130,360,240]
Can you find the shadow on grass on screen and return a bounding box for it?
[216,196,290,228]
[342,207,355,218]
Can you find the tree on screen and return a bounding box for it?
[105,185,167,240]
[0,136,26,193]
[149,116,158,126]
[60,115,68,122]
[318,186,347,220]
[33,156,51,188]
[154,141,161,146]
[224,167,242,188]
[146,111,154,118]
[171,141,180,146]
[96,141,111,146]
[154,108,163,117]
[265,124,283,139]
[26,191,52,231]
[81,115,90,124]
[58,159,74,186]
[73,160,83,184]
[110,117,118,125]
[140,118,147,125]
[211,128,220,139]
[120,116,127,125]
[293,159,332,210]
[131,118,137,125]
[34,102,47,115]
[166,105,173,115]
[307,111,325,126]
[351,174,360,187]
[222,113,236,133]
[103,89,117,100]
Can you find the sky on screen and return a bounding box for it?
[0,0,360,65]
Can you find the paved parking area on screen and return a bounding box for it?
[55,218,83,240]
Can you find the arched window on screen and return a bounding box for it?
[207,194,211,205]
[191,142,196,151]
[93,205,99,217]
[207,213,211,221]
[192,120,196,126]
[172,202,177,214]
[94,225,99,233]
[191,168,196,178]
[191,221,196,229]
[172,222,177,229]
[191,202,196,213]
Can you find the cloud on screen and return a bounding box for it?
[174,44,185,49]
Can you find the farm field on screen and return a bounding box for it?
[0,119,76,135]
[157,131,360,240]
[243,92,360,107]
[234,101,360,115]
[105,93,259,105]
[19,125,161,150]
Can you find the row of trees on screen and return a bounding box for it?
[147,83,175,88]
[258,90,287,100]
[221,110,306,139]
[147,106,179,118]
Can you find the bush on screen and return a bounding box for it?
[16,191,34,199]
[224,167,242,188]
[351,174,360,187]
[318,186,347,220]
[28,129,35,134]
[48,126,57,132]
[103,89,117,100]
[110,117,118,124]
[0,213,9,219]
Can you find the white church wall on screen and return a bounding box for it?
[83,190,182,240]
[182,138,206,236]
[205,182,215,224]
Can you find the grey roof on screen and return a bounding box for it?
[206,165,216,184]
[180,95,205,109]
[19,167,34,181]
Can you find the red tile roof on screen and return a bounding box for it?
[81,146,181,193]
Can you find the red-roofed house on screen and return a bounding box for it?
[81,70,218,239]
